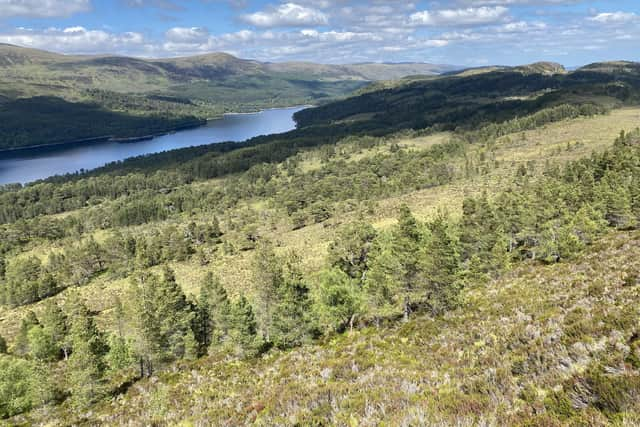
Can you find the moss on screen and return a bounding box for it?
[584,366,640,417]
[544,389,577,419]
[626,340,640,369]
[562,307,594,345]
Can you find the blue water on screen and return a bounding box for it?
[0,106,305,184]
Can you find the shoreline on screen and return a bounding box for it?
[222,104,313,117]
[0,105,312,155]
[0,120,205,155]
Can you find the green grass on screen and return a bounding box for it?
[11,229,640,425]
[2,107,638,345]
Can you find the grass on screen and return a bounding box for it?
[12,229,640,425]
[2,107,638,347]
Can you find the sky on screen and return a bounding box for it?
[0,0,638,66]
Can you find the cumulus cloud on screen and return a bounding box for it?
[410,6,509,27]
[242,3,329,28]
[588,12,639,25]
[0,0,90,18]
[165,27,210,44]
[0,26,147,55]
[497,21,547,32]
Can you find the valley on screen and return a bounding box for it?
[0,44,454,151]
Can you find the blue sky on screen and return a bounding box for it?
[0,0,638,66]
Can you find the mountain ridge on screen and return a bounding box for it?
[0,43,457,80]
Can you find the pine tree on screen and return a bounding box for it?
[157,266,193,360]
[210,215,223,243]
[386,205,423,321]
[365,233,406,322]
[228,296,262,358]
[195,272,232,355]
[129,268,193,376]
[315,268,363,333]
[105,334,133,373]
[66,298,108,410]
[252,242,284,342]
[40,300,69,359]
[130,272,162,377]
[327,220,377,282]
[421,215,460,314]
[103,295,134,373]
[270,252,316,349]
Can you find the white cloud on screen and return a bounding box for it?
[0,26,147,55]
[299,29,381,42]
[242,2,328,27]
[410,6,509,27]
[165,27,210,44]
[497,21,546,32]
[588,12,639,25]
[0,0,90,18]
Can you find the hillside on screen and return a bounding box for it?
[293,61,640,135]
[1,62,640,425]
[12,229,640,425]
[0,44,455,150]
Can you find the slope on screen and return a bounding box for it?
[16,229,639,426]
[0,44,456,150]
[1,63,640,425]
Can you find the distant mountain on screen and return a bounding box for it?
[577,60,640,74]
[0,44,459,149]
[0,43,456,87]
[443,61,567,77]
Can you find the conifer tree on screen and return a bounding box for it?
[195,272,232,354]
[129,268,193,376]
[364,233,404,322]
[40,300,69,359]
[105,333,133,373]
[327,220,377,282]
[66,298,108,410]
[421,215,460,314]
[106,296,133,372]
[228,296,262,358]
[210,216,223,243]
[252,242,284,342]
[315,268,363,333]
[367,205,424,321]
[270,252,316,349]
[157,266,193,360]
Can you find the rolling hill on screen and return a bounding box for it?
[0,43,457,150]
[293,60,640,135]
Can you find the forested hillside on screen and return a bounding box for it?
[0,44,454,150]
[1,63,640,425]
